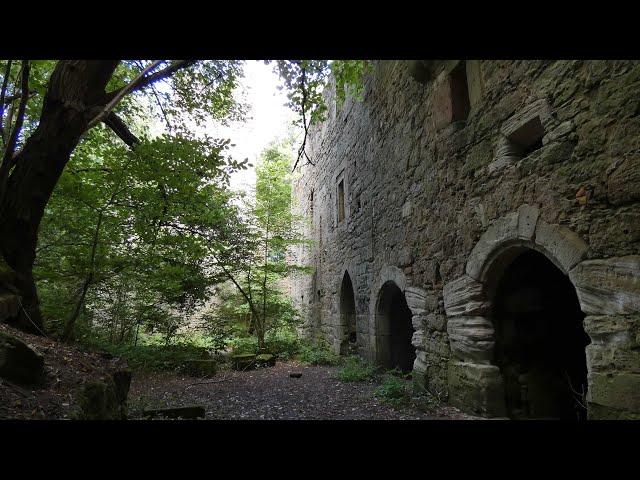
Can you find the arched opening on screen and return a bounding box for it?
[339,271,357,355]
[489,248,590,420]
[376,281,415,372]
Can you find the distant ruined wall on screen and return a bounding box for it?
[290,60,640,419]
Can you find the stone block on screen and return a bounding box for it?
[466,212,519,279]
[607,157,640,206]
[587,372,640,412]
[231,353,256,371]
[569,256,640,315]
[0,294,19,323]
[534,220,588,273]
[404,285,428,312]
[181,359,219,377]
[443,275,489,317]
[586,343,640,374]
[142,406,206,419]
[433,77,454,130]
[447,361,506,417]
[584,314,639,346]
[587,403,640,420]
[466,60,484,107]
[517,204,540,240]
[411,330,426,349]
[500,98,552,139]
[0,331,45,385]
[426,313,447,332]
[256,353,276,367]
[77,370,131,420]
[446,316,495,364]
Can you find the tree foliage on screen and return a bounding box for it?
[0,58,370,343]
[35,126,246,343]
[206,142,310,350]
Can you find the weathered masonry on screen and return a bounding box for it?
[290,60,640,420]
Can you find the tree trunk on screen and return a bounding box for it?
[0,60,119,333]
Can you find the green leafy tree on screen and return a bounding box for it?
[205,142,311,351]
[36,129,246,342]
[0,59,368,334]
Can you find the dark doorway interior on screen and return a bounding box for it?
[492,249,590,420]
[340,272,357,354]
[377,282,415,372]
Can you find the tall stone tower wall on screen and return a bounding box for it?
[290,60,640,419]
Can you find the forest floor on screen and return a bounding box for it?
[129,360,479,420]
[0,323,127,420]
[1,321,478,420]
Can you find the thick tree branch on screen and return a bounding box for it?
[103,111,140,147]
[101,60,196,105]
[2,90,36,105]
[0,60,29,181]
[134,60,173,131]
[292,62,315,172]
[0,60,12,141]
[87,60,163,130]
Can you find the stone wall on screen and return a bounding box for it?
[290,60,640,419]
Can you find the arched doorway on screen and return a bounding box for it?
[375,281,415,372]
[339,271,357,355]
[487,248,590,420]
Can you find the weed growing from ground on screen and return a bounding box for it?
[335,356,378,382]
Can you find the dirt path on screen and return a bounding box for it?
[129,360,478,420]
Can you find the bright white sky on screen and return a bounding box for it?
[217,61,297,192]
[145,60,298,193]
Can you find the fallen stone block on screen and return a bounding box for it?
[0,331,45,385]
[181,359,218,377]
[255,353,275,367]
[232,353,256,371]
[142,406,206,419]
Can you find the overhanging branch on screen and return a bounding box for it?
[101,60,197,105]
[103,111,140,147]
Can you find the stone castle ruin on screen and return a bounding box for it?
[290,60,640,420]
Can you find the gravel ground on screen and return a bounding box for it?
[129,360,478,420]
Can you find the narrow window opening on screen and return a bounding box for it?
[450,61,471,122]
[337,180,345,223]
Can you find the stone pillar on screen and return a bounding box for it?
[442,274,506,416]
[569,256,640,419]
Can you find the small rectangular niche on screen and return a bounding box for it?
[337,180,345,223]
[507,115,545,157]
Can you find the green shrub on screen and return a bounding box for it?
[297,341,340,366]
[264,329,300,360]
[374,371,410,408]
[227,336,259,355]
[227,329,301,359]
[335,356,378,382]
[85,339,210,373]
